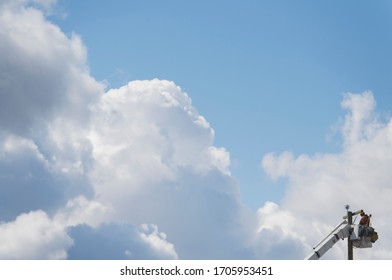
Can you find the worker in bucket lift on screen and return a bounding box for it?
[359,211,369,237]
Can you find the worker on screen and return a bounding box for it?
[359,211,369,237]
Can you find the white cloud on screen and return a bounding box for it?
[54,196,113,228]
[341,91,378,145]
[0,210,72,259]
[262,151,295,180]
[0,2,256,260]
[138,224,179,259]
[0,3,102,135]
[87,79,255,259]
[1,2,181,260]
[260,92,392,259]
[88,79,230,198]
[0,0,101,222]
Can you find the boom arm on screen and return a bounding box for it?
[305,221,351,260]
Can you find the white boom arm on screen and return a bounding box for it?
[305,221,351,260]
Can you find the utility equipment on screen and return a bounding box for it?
[305,206,378,260]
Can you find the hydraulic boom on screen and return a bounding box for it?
[305,221,351,260]
[305,207,378,260]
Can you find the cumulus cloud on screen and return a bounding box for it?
[0,1,181,260]
[87,79,255,259]
[0,1,256,260]
[0,210,72,259]
[0,2,101,135]
[0,2,98,220]
[260,91,392,259]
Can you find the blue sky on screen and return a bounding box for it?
[1,0,392,260]
[53,0,392,208]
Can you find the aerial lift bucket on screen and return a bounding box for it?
[351,224,378,248]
